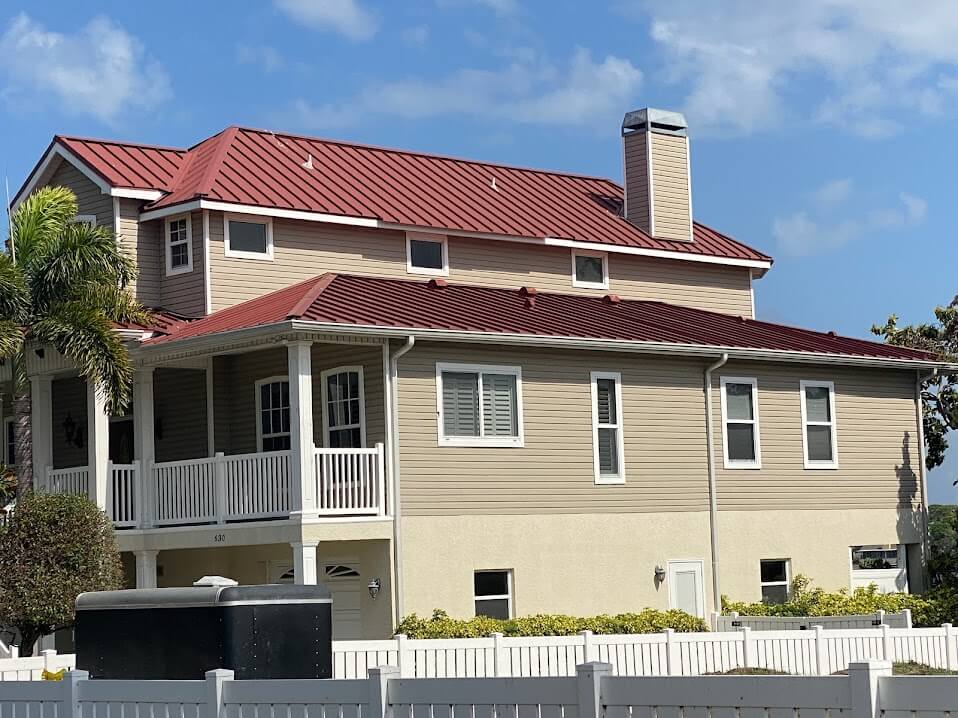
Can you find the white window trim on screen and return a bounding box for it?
[73,214,97,226]
[760,558,790,601]
[225,212,274,261]
[165,214,194,276]
[406,232,449,276]
[435,362,524,448]
[254,375,290,452]
[800,379,839,469]
[474,569,513,618]
[319,365,367,448]
[719,376,762,469]
[3,416,13,466]
[590,371,625,485]
[572,249,609,289]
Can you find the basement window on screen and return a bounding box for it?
[406,233,448,276]
[225,213,273,260]
[474,570,513,619]
[760,559,789,604]
[572,250,608,289]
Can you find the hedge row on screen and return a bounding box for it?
[395,609,707,638]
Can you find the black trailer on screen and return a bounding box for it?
[74,583,332,679]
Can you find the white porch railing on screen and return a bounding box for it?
[151,456,217,526]
[221,450,291,521]
[43,466,89,496]
[107,461,139,528]
[314,444,386,516]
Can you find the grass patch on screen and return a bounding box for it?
[893,662,958,675]
[705,668,789,675]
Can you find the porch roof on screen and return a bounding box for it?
[142,273,940,366]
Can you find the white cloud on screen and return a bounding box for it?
[0,13,170,124]
[773,183,928,257]
[402,25,430,47]
[274,0,377,40]
[286,47,642,129]
[237,44,284,73]
[630,1,958,137]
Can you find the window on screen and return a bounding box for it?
[760,559,789,604]
[255,377,291,451]
[436,363,523,447]
[165,215,193,275]
[851,545,901,570]
[572,250,608,289]
[321,366,366,448]
[800,380,838,468]
[720,377,761,469]
[591,371,625,484]
[4,417,14,466]
[225,213,273,260]
[406,233,448,276]
[474,570,512,619]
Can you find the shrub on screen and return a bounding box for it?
[0,492,123,655]
[396,608,707,638]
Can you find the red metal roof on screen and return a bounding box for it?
[145,274,933,363]
[44,128,770,264]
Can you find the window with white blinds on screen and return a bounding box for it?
[591,372,625,484]
[720,376,761,469]
[800,380,838,469]
[437,363,523,446]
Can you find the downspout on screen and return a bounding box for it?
[916,367,937,591]
[704,352,729,615]
[386,335,415,627]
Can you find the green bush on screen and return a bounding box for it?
[396,608,707,638]
[722,575,938,626]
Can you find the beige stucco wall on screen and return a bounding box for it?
[206,212,753,317]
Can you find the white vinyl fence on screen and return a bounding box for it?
[0,660,955,718]
[0,649,75,681]
[712,609,913,631]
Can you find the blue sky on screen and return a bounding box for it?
[1,1,956,500]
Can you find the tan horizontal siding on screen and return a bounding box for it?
[154,368,208,462]
[312,344,386,448]
[397,342,710,516]
[117,199,161,307]
[46,160,112,228]
[623,132,651,230]
[208,212,753,316]
[159,211,205,317]
[650,133,691,242]
[711,362,920,511]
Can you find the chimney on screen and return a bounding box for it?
[621,108,693,242]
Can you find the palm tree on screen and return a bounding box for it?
[1,186,150,497]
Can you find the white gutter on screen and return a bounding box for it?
[915,367,938,590]
[387,336,416,625]
[704,353,728,614]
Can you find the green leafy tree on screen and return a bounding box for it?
[872,304,958,475]
[0,492,123,655]
[929,504,958,588]
[0,186,150,496]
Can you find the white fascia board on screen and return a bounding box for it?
[111,188,163,200]
[134,318,947,371]
[13,142,111,210]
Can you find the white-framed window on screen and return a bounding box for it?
[760,559,789,604]
[320,365,366,448]
[572,250,608,289]
[225,213,274,260]
[591,371,625,484]
[3,417,14,467]
[474,569,513,619]
[800,380,838,469]
[436,362,523,447]
[165,214,193,275]
[255,376,291,452]
[406,232,449,276]
[720,376,761,469]
[73,214,97,226]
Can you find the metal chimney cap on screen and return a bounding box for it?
[193,575,239,587]
[622,108,688,135]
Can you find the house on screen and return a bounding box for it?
[3,108,943,639]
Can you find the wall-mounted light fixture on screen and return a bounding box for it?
[654,565,666,583]
[34,348,45,359]
[367,577,382,599]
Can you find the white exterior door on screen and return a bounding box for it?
[268,561,363,639]
[668,560,705,618]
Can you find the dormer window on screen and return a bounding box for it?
[572,250,608,289]
[165,215,193,276]
[406,233,448,276]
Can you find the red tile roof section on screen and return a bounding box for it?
[50,128,771,264]
[146,274,932,363]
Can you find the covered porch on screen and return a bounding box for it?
[29,336,393,530]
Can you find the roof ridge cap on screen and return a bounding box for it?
[286,273,338,319]
[193,126,239,198]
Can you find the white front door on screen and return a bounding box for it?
[268,561,363,639]
[668,560,705,618]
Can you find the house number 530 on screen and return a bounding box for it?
[213,534,227,543]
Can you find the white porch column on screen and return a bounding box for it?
[132,368,155,528]
[287,341,315,513]
[30,375,53,488]
[291,540,319,585]
[87,380,109,510]
[134,549,159,588]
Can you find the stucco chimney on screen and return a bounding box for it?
[621,108,693,242]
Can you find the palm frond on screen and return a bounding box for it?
[67,283,153,327]
[0,252,28,322]
[10,186,77,267]
[0,320,23,358]
[32,304,132,414]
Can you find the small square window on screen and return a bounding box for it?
[474,570,512,619]
[225,214,273,260]
[572,251,608,289]
[407,234,448,275]
[760,559,789,604]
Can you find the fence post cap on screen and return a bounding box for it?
[662,627,675,635]
[369,665,401,676]
[41,648,57,656]
[575,661,613,675]
[63,669,89,680]
[847,659,892,672]
[578,629,593,637]
[205,668,235,679]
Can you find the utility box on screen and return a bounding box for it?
[74,583,332,679]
